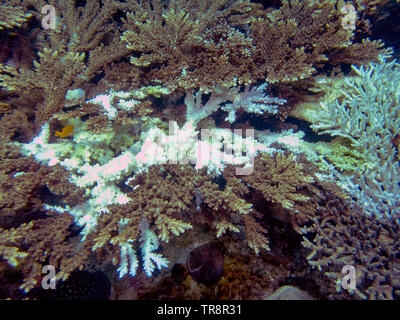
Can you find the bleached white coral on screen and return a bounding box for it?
[116,218,169,278]
[221,83,286,123]
[89,86,171,119]
[139,225,169,277]
[16,83,282,279]
[117,242,139,278]
[185,83,286,125]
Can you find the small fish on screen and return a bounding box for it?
[55,125,74,138]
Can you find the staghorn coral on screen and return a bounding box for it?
[0,48,86,124]
[301,197,400,300]
[87,165,205,276]
[310,54,400,219]
[0,108,35,143]
[250,0,383,83]
[1,0,397,300]
[215,150,317,253]
[0,0,133,127]
[121,0,263,91]
[0,212,90,293]
[86,162,266,276]
[242,213,270,254]
[0,0,384,130]
[0,1,32,30]
[0,139,90,294]
[82,144,319,278]
[312,138,370,173]
[30,0,130,80]
[92,164,202,248]
[0,143,84,227]
[238,152,314,210]
[120,0,383,92]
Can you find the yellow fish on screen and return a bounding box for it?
[55,125,74,138]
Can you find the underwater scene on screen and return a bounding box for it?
[0,0,399,301]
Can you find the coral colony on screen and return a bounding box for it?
[0,0,399,300]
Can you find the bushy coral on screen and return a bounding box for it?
[0,1,32,30]
[0,0,397,300]
[0,212,90,293]
[121,0,263,91]
[120,0,383,91]
[238,151,314,209]
[310,54,400,219]
[0,49,86,124]
[301,197,400,300]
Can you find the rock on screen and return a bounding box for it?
[264,285,315,300]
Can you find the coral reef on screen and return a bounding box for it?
[301,197,400,300]
[121,0,264,91]
[0,212,90,293]
[0,1,32,30]
[0,0,399,301]
[309,54,400,219]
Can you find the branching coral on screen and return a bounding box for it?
[239,152,314,209]
[214,151,317,254]
[0,0,133,126]
[0,143,84,227]
[0,48,86,124]
[0,212,90,293]
[120,0,383,91]
[121,0,262,91]
[0,0,384,130]
[250,0,383,83]
[0,140,89,293]
[184,83,286,125]
[0,0,396,299]
[0,1,32,30]
[301,197,400,300]
[82,147,316,276]
[86,163,261,277]
[310,54,400,219]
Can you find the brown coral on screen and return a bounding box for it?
[0,0,133,126]
[0,48,86,124]
[301,196,400,300]
[0,144,85,228]
[0,212,90,293]
[121,0,263,91]
[120,0,383,91]
[0,1,32,30]
[0,143,89,294]
[238,152,314,209]
[250,0,383,83]
[87,164,202,263]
